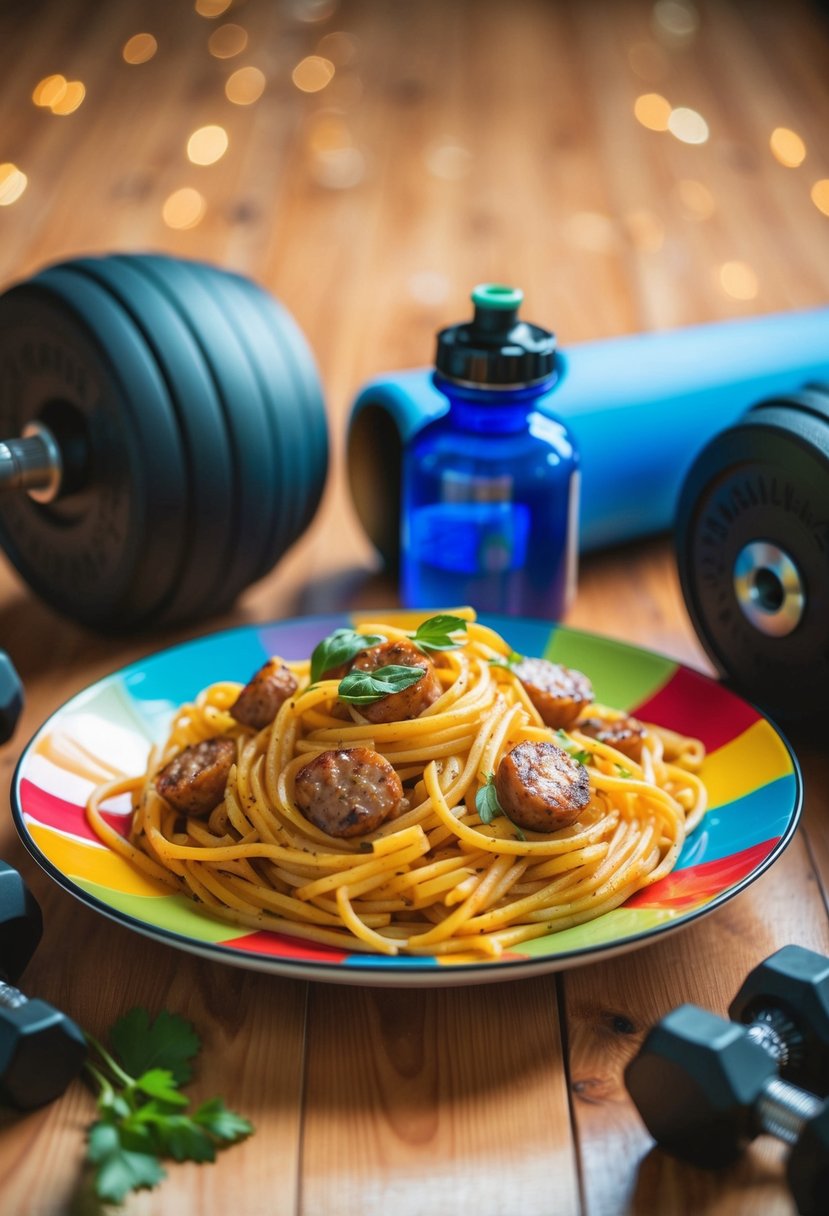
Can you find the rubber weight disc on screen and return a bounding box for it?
[193,261,329,570]
[126,255,280,609]
[675,387,829,724]
[71,256,235,625]
[0,266,189,629]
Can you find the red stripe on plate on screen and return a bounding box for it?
[222,929,349,964]
[627,838,778,910]
[631,666,761,753]
[19,778,131,842]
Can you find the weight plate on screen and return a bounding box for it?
[130,256,277,607]
[675,397,829,724]
[73,255,236,625]
[231,269,329,541]
[0,267,189,630]
[194,261,327,573]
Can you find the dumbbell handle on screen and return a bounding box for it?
[0,978,28,1010]
[0,422,62,502]
[757,1075,824,1145]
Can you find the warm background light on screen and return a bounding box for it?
[225,65,266,105]
[675,178,716,221]
[32,74,67,108]
[187,124,229,165]
[769,126,806,168]
[162,187,206,229]
[667,105,709,144]
[0,163,28,206]
[195,0,233,15]
[718,260,759,300]
[634,92,672,132]
[123,33,158,65]
[208,23,248,58]
[811,179,829,217]
[292,55,335,92]
[50,81,85,115]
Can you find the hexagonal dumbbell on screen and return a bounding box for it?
[625,1005,829,1216]
[0,650,23,744]
[0,861,86,1109]
[729,944,829,1094]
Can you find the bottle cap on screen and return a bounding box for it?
[435,284,557,388]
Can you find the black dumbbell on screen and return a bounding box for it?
[729,945,829,1095]
[0,860,86,1109]
[625,1004,829,1215]
[0,252,329,631]
[0,650,23,744]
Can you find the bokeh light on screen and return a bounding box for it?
[425,141,473,181]
[225,65,266,105]
[811,180,829,217]
[769,127,806,168]
[162,187,206,229]
[293,0,338,22]
[195,0,233,15]
[316,31,359,66]
[667,106,709,144]
[652,0,699,44]
[123,34,158,64]
[675,178,716,220]
[634,93,672,132]
[187,124,229,165]
[292,55,335,92]
[0,164,28,206]
[50,81,86,115]
[32,74,67,107]
[718,260,759,300]
[208,23,248,58]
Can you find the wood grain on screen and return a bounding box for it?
[0,0,828,1213]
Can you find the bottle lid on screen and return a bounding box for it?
[435,284,557,389]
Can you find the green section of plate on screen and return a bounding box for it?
[544,629,675,710]
[74,878,234,944]
[515,906,681,956]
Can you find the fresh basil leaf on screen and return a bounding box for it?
[338,664,425,705]
[554,729,593,767]
[310,628,385,682]
[412,614,467,652]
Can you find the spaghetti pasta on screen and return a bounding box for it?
[86,610,707,958]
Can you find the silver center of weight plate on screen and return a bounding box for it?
[733,541,806,638]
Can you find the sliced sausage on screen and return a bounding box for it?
[294,746,404,838]
[511,657,593,728]
[155,737,235,817]
[348,638,442,724]
[494,740,590,833]
[578,715,648,762]
[230,657,298,730]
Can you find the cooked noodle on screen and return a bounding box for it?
[87,612,706,959]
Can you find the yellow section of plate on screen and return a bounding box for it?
[701,719,793,808]
[26,822,170,899]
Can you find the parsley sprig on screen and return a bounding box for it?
[309,627,386,682]
[474,773,526,841]
[83,1008,252,1205]
[555,728,593,766]
[487,649,523,671]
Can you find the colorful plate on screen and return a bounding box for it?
[11,613,802,986]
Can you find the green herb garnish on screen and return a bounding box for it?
[337,664,425,706]
[412,614,467,652]
[310,627,386,682]
[615,763,633,778]
[84,1009,253,1205]
[488,649,524,671]
[555,729,593,766]
[474,773,526,841]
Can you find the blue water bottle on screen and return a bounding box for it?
[401,284,578,618]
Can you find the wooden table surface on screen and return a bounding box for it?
[1,1,828,1212]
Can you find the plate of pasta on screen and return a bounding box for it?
[11,609,801,985]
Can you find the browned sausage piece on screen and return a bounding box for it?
[230,657,298,730]
[155,737,235,817]
[511,657,593,729]
[578,715,648,762]
[348,638,442,724]
[494,740,590,833]
[294,746,404,838]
